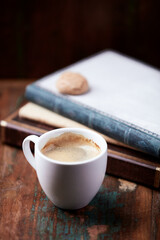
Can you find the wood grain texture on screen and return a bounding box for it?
[0,80,160,240]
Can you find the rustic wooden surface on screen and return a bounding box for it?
[0,80,160,240]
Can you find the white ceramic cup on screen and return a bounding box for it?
[22,128,107,210]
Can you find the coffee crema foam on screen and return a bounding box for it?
[41,132,101,163]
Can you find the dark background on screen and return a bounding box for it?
[0,0,160,79]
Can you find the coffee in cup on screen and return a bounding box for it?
[41,132,101,163]
[22,128,107,209]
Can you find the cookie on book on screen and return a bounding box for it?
[56,71,89,95]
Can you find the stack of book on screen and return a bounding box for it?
[1,50,160,188]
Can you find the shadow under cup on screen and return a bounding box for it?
[23,128,108,210]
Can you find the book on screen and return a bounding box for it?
[1,103,160,189]
[25,50,160,157]
[18,102,133,148]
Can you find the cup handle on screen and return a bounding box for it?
[22,135,39,171]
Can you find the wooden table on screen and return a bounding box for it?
[0,80,160,240]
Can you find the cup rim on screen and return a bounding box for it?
[36,128,107,165]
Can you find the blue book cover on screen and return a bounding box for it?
[25,50,160,158]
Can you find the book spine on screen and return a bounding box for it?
[25,84,160,158]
